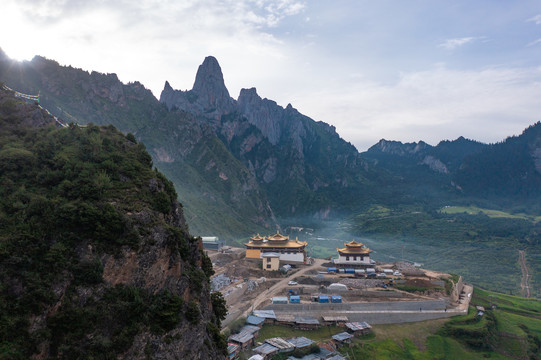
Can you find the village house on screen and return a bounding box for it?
[228,325,260,349]
[345,321,372,336]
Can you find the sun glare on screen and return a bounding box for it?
[0,3,39,61]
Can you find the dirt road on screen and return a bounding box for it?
[222,258,326,328]
[519,250,531,298]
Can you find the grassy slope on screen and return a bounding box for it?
[345,204,541,297]
[441,205,541,223]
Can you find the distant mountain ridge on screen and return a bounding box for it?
[364,126,541,208]
[1,47,541,238]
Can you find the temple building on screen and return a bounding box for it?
[335,240,372,266]
[245,232,307,263]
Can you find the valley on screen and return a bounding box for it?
[2,48,541,358]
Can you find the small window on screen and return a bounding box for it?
[266,264,271,269]
[346,256,349,261]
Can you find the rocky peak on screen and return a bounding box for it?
[193,56,228,97]
[160,56,235,118]
[163,80,173,92]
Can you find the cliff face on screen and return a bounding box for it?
[0,88,226,359]
[161,57,372,217]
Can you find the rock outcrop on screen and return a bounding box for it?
[160,56,236,120]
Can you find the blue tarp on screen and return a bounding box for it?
[327,267,337,273]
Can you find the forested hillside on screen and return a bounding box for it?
[0,86,226,359]
[0,48,275,239]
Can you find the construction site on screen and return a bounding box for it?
[207,247,473,329]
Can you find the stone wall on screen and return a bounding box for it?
[264,299,462,325]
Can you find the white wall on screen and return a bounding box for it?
[336,254,370,265]
[278,252,305,263]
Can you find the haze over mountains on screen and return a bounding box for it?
[1,48,541,239]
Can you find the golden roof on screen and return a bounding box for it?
[337,247,372,254]
[245,235,307,249]
[251,234,265,241]
[337,240,372,254]
[266,232,289,241]
[344,240,365,248]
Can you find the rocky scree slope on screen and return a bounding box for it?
[0,87,226,359]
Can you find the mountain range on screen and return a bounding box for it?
[1,48,541,239]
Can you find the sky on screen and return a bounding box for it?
[1,0,541,151]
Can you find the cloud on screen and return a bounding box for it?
[438,37,482,50]
[289,65,541,151]
[527,38,541,47]
[0,0,305,95]
[527,14,541,25]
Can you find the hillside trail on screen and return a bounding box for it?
[519,250,531,298]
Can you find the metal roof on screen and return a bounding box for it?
[201,236,220,242]
[276,314,296,322]
[242,325,261,334]
[345,321,371,331]
[327,355,347,360]
[265,337,295,350]
[332,332,353,342]
[322,316,348,322]
[246,315,265,326]
[229,331,254,344]
[253,343,279,355]
[287,336,314,348]
[253,309,277,319]
[287,355,321,360]
[295,316,320,325]
[227,343,239,353]
[272,296,289,303]
[247,355,264,360]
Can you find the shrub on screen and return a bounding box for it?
[185,301,200,325]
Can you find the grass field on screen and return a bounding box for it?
[441,205,541,223]
[257,325,344,343]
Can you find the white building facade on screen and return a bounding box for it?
[335,240,372,266]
